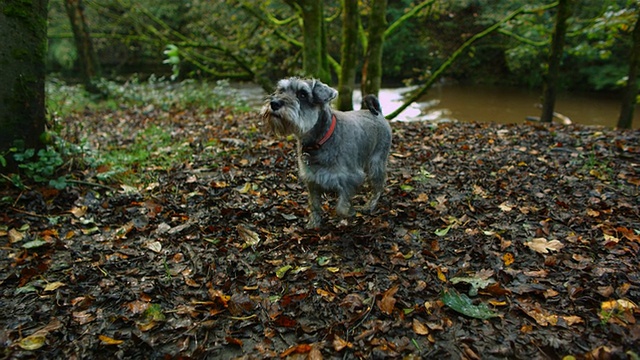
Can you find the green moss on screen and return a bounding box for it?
[11,48,30,60]
[3,0,34,20]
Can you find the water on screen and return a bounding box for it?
[236,82,639,128]
[412,83,639,128]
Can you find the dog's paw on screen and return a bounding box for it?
[336,204,355,218]
[306,214,322,229]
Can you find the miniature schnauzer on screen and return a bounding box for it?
[261,77,392,228]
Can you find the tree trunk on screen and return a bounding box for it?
[0,0,49,173]
[618,9,640,129]
[540,0,573,123]
[337,0,359,111]
[64,0,102,93]
[296,0,330,82]
[361,0,387,98]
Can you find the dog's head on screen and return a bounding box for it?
[261,77,337,137]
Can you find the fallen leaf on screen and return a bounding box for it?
[44,281,66,292]
[503,253,514,266]
[99,334,124,345]
[8,228,25,243]
[237,223,260,249]
[499,202,513,212]
[275,265,292,279]
[450,276,495,296]
[225,336,243,346]
[18,333,47,350]
[333,335,353,351]
[412,318,429,335]
[69,206,87,218]
[441,289,499,319]
[280,343,312,357]
[378,285,399,315]
[561,315,583,326]
[435,224,452,236]
[524,238,564,254]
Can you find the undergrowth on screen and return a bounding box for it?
[2,76,248,190]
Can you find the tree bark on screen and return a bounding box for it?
[64,0,102,93]
[361,0,387,98]
[618,8,640,129]
[0,0,49,173]
[337,0,359,111]
[540,0,573,123]
[295,0,330,82]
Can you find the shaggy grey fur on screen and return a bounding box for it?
[261,77,392,228]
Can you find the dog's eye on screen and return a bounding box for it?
[297,91,308,100]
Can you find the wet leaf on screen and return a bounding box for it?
[275,265,292,279]
[441,289,499,319]
[434,224,452,236]
[22,238,47,249]
[18,333,47,350]
[44,281,66,292]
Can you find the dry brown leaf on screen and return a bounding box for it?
[237,223,260,248]
[332,335,353,351]
[502,253,514,266]
[412,318,429,335]
[69,206,87,218]
[524,238,564,254]
[378,285,399,315]
[561,315,583,326]
[8,228,24,243]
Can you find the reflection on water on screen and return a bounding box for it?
[236,82,639,128]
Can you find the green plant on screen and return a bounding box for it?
[10,146,67,189]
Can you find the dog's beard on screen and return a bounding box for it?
[261,104,307,137]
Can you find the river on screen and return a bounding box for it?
[236,82,639,128]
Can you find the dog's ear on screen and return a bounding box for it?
[311,80,338,105]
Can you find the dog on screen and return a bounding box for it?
[261,77,392,228]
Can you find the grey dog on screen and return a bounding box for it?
[261,77,392,228]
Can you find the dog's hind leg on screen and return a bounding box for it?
[364,159,387,212]
[306,183,323,229]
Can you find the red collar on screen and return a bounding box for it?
[316,113,336,147]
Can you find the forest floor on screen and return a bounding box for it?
[1,106,639,359]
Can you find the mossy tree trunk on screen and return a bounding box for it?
[361,0,387,99]
[64,0,101,94]
[337,0,359,111]
[291,0,330,83]
[540,0,573,123]
[0,0,49,173]
[618,8,640,129]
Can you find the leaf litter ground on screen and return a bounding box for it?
[1,107,639,359]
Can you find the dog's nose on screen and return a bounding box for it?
[270,99,284,111]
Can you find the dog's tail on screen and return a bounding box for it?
[362,94,382,116]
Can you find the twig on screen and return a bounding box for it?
[67,179,117,190]
[9,207,69,219]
